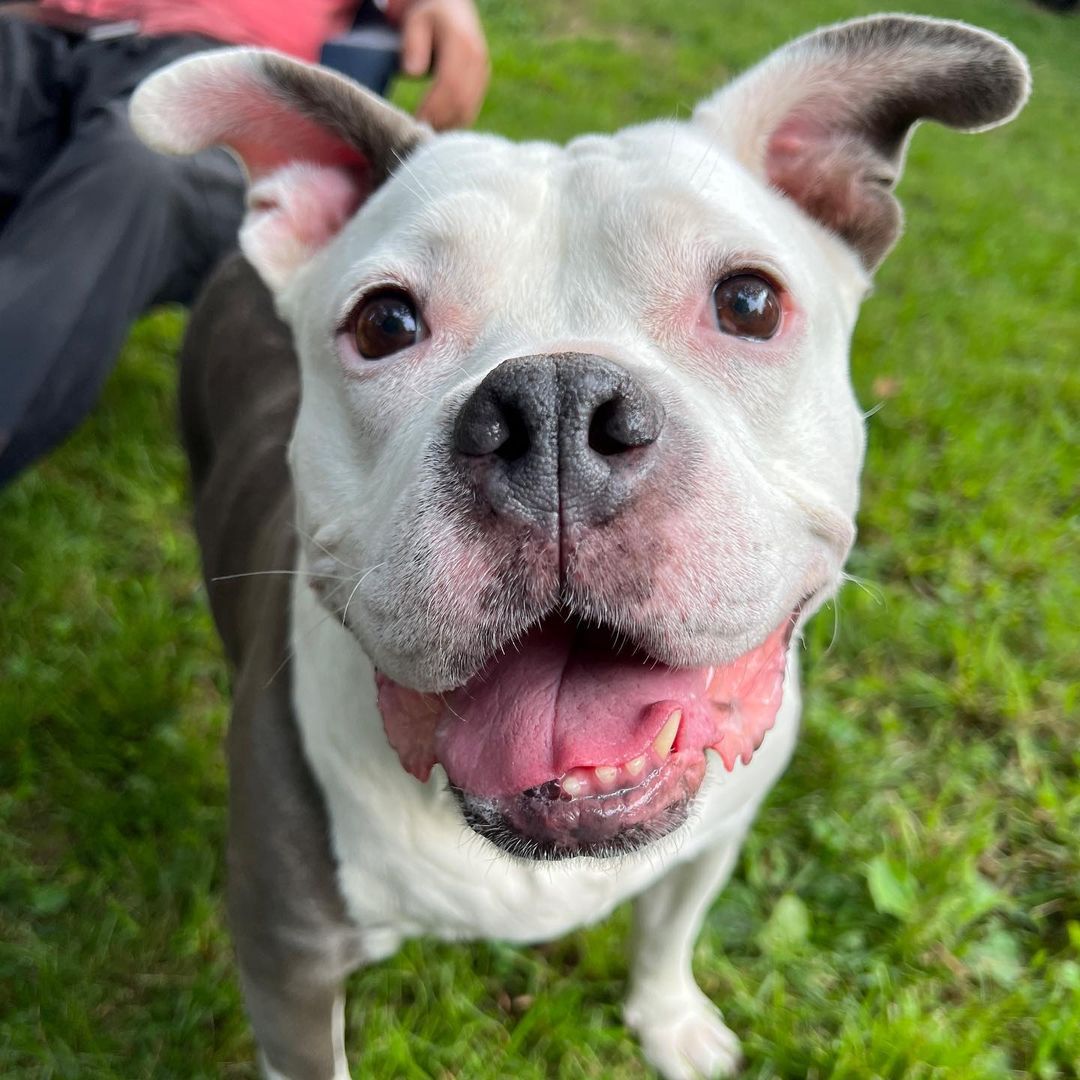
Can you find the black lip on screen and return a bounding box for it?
[451,783,692,861]
[448,746,703,861]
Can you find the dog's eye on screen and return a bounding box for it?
[350,290,423,359]
[712,274,781,340]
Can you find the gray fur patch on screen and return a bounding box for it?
[260,53,428,185]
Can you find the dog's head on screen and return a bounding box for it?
[133,16,1027,859]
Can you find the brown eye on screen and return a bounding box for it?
[712,274,781,340]
[350,290,422,359]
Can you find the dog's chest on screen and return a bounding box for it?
[328,774,668,946]
[289,582,799,951]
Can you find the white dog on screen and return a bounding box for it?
[131,15,1028,1079]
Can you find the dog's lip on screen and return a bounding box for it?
[450,748,708,860]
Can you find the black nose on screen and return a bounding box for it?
[453,353,664,527]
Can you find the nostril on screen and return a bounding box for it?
[495,405,530,462]
[587,395,662,456]
[588,399,630,457]
[455,392,534,459]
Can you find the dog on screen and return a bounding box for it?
[130,15,1029,1079]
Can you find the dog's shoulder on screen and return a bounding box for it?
[180,257,361,964]
[179,253,300,666]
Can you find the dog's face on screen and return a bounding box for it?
[291,128,865,856]
[133,18,1027,858]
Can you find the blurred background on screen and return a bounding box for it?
[0,0,1077,1076]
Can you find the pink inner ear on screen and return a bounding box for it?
[242,163,365,288]
[179,68,370,181]
[143,56,395,287]
[764,112,887,245]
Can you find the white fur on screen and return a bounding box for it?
[291,572,800,1079]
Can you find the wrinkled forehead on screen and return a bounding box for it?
[313,125,813,309]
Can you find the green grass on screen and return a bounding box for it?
[1,1,1078,1076]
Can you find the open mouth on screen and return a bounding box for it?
[376,611,797,860]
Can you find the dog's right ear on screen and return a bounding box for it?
[130,48,429,291]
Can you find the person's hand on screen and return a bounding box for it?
[385,0,489,130]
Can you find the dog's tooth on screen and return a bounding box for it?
[594,765,618,785]
[561,774,585,797]
[652,709,681,758]
[625,755,647,778]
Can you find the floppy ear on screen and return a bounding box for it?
[693,15,1030,269]
[130,48,429,290]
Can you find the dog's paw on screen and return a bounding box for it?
[625,988,743,1079]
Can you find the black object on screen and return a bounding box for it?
[453,354,665,528]
[0,24,246,483]
[319,2,400,96]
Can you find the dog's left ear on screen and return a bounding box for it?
[694,15,1030,269]
[131,48,429,290]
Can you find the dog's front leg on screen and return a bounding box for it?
[226,662,366,1080]
[624,833,747,1080]
[241,959,349,1080]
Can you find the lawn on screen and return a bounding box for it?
[1,1,1078,1077]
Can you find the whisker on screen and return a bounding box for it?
[341,561,389,628]
[292,523,365,573]
[263,604,341,689]
[840,571,886,606]
[826,598,841,655]
[392,148,437,202]
[261,575,357,690]
[438,692,466,723]
[686,141,717,191]
[212,569,355,583]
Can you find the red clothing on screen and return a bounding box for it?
[39,0,359,60]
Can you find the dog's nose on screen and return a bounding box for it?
[453,353,664,527]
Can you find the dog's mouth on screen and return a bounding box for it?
[376,612,797,859]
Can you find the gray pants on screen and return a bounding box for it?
[0,18,246,483]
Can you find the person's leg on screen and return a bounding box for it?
[0,42,244,483]
[0,17,74,230]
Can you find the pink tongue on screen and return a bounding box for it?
[435,620,708,797]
